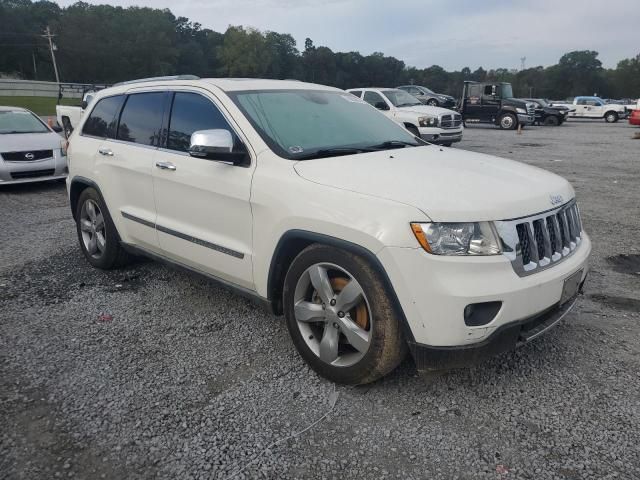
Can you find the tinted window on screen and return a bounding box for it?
[483,85,493,95]
[117,92,166,146]
[349,90,362,98]
[363,91,385,107]
[167,92,237,152]
[82,95,125,138]
[576,98,587,105]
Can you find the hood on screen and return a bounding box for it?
[503,98,529,108]
[397,104,457,116]
[0,131,61,153]
[294,146,574,222]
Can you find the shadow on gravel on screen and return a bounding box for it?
[0,180,66,195]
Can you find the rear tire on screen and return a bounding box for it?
[283,244,407,385]
[75,188,132,269]
[604,111,618,123]
[498,112,517,130]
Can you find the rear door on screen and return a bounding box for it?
[152,89,256,289]
[93,91,168,251]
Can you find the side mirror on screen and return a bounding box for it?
[374,101,390,111]
[189,129,249,167]
[81,100,88,110]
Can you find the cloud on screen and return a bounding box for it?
[55,0,639,69]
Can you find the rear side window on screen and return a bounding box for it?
[363,91,385,107]
[167,92,238,152]
[349,90,362,98]
[117,92,166,146]
[82,95,125,138]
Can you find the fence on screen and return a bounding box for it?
[0,79,110,98]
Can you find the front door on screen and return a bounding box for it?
[152,90,256,290]
[480,84,501,121]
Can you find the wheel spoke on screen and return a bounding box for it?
[86,201,96,221]
[294,300,326,323]
[80,219,92,232]
[95,232,106,252]
[94,213,104,230]
[309,265,334,305]
[335,279,363,313]
[337,316,370,353]
[87,235,97,254]
[319,325,339,364]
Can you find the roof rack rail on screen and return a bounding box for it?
[113,75,200,87]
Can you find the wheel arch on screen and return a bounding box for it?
[266,229,415,342]
[69,176,103,220]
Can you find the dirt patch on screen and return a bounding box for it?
[589,293,640,313]
[607,254,640,276]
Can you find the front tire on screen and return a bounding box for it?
[283,244,407,385]
[426,99,439,107]
[544,115,559,126]
[498,112,517,130]
[75,188,131,269]
[605,111,619,123]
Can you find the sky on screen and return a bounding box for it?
[56,0,639,71]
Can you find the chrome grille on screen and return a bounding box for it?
[439,113,462,129]
[526,103,535,117]
[496,200,583,277]
[1,150,53,162]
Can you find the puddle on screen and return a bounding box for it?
[589,294,640,313]
[607,254,640,276]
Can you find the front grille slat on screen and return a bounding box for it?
[1,150,53,162]
[439,113,462,129]
[10,169,56,179]
[496,200,584,277]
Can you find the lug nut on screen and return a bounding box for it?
[337,311,345,318]
[333,322,339,329]
[330,299,336,306]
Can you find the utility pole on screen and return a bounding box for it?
[42,26,60,84]
[520,56,526,71]
[32,51,38,80]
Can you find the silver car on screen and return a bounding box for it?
[0,106,68,185]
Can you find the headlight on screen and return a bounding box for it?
[516,107,527,114]
[418,116,438,127]
[410,222,502,256]
[60,139,68,156]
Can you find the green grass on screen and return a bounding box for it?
[0,96,81,116]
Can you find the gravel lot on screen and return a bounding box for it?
[1,119,639,480]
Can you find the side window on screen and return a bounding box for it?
[483,85,493,96]
[82,95,125,138]
[349,90,362,98]
[408,87,420,94]
[167,92,238,152]
[468,85,482,97]
[363,91,385,107]
[117,92,166,146]
[576,98,587,105]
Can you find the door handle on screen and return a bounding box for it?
[98,148,113,156]
[155,161,176,171]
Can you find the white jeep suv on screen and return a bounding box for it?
[66,77,590,385]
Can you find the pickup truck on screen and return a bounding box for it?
[56,91,96,138]
[551,97,627,123]
[347,88,463,146]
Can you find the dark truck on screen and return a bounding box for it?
[459,81,535,129]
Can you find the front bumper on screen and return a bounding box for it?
[0,152,68,185]
[517,114,535,125]
[377,232,591,357]
[419,127,463,145]
[408,293,582,370]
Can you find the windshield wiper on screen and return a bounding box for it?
[367,140,422,150]
[295,147,376,160]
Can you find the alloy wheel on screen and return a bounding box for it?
[293,263,372,367]
[79,199,106,258]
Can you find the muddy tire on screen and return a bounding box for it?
[283,244,407,385]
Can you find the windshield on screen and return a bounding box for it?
[0,110,49,134]
[229,89,421,160]
[418,86,435,95]
[501,84,514,99]
[382,90,422,108]
[535,99,549,107]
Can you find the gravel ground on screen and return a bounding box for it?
[1,119,639,480]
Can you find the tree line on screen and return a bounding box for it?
[1,0,639,100]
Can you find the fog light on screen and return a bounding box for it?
[464,301,502,326]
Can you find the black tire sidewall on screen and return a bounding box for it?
[605,112,618,123]
[545,116,559,126]
[75,188,123,269]
[283,245,402,384]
